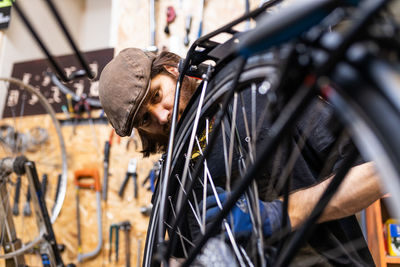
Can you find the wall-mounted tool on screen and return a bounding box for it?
[118,158,138,199]
[41,174,48,198]
[12,176,21,216]
[137,238,142,267]
[109,220,131,266]
[109,223,120,263]
[197,0,205,38]
[23,185,31,216]
[245,0,250,30]
[140,204,153,217]
[102,129,120,201]
[148,0,158,52]
[74,168,103,262]
[142,161,161,192]
[164,6,176,35]
[184,15,192,46]
[73,94,91,134]
[102,140,111,202]
[120,222,131,267]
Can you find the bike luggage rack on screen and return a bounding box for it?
[180,0,283,79]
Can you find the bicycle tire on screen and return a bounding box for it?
[0,77,68,259]
[143,51,400,266]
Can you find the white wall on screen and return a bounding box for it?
[0,0,113,116]
[80,0,113,51]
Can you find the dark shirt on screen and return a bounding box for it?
[196,87,375,266]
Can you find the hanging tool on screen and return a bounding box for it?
[140,204,153,217]
[75,168,103,262]
[164,6,176,35]
[102,129,120,201]
[41,173,48,197]
[109,221,131,266]
[23,185,31,216]
[118,158,138,199]
[66,93,74,115]
[73,94,101,155]
[61,105,71,120]
[184,15,192,46]
[142,161,161,192]
[12,176,21,215]
[120,221,131,267]
[137,238,142,267]
[109,223,120,262]
[73,94,91,134]
[245,0,250,30]
[126,131,138,151]
[197,0,205,38]
[102,140,111,201]
[148,0,158,52]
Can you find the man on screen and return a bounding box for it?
[99,48,381,265]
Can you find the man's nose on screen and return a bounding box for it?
[150,105,170,125]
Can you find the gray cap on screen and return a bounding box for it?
[99,48,156,136]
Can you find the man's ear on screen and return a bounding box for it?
[164,65,180,77]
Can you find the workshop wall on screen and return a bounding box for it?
[0,0,265,267]
[113,0,261,55]
[0,0,112,116]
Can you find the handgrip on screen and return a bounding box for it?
[74,169,101,192]
[104,141,111,163]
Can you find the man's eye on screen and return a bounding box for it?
[152,90,161,103]
[142,112,150,126]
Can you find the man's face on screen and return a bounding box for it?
[136,73,191,141]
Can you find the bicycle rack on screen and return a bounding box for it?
[179,0,284,78]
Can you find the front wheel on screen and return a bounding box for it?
[143,52,400,267]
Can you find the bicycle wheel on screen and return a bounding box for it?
[143,49,400,266]
[0,77,68,262]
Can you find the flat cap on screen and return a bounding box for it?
[99,48,156,136]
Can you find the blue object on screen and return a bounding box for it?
[149,169,155,193]
[201,189,287,238]
[41,253,51,267]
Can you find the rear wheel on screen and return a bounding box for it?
[143,51,400,266]
[0,77,68,263]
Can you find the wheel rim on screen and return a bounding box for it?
[0,77,68,259]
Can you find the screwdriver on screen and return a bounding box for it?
[184,15,192,46]
[164,6,176,35]
[12,176,21,215]
[102,140,111,201]
[23,186,31,216]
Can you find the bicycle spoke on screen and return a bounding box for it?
[167,196,189,258]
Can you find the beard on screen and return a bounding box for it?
[159,77,199,146]
[137,76,200,157]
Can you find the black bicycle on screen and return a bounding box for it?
[144,0,400,266]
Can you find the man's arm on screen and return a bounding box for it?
[288,162,384,229]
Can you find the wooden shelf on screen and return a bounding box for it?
[386,256,400,264]
[366,198,400,267]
